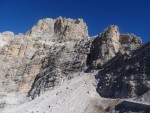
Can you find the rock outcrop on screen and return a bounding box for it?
[0,17,148,113]
[28,25,142,99]
[27,38,92,99]
[87,25,141,69]
[115,100,150,113]
[0,32,14,48]
[96,41,150,101]
[27,17,88,42]
[0,17,91,109]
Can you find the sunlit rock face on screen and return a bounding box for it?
[0,17,91,109]
[0,17,147,113]
[87,25,141,69]
[0,32,14,48]
[26,17,88,42]
[27,25,142,99]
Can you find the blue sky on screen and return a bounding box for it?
[0,0,149,43]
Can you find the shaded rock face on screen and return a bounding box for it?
[87,25,141,69]
[115,100,150,113]
[96,42,150,100]
[119,34,142,53]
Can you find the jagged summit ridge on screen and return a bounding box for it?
[0,17,88,49]
[26,17,88,41]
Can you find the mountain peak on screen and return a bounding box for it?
[0,17,148,113]
[26,17,88,42]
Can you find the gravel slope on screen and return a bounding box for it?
[2,72,112,113]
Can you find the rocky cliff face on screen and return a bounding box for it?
[27,17,88,42]
[0,17,91,109]
[87,25,141,69]
[96,41,150,100]
[0,17,149,113]
[27,38,92,99]
[0,32,14,48]
[28,25,142,99]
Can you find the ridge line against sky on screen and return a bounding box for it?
[0,0,149,43]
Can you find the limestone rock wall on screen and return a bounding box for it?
[87,25,142,69]
[0,17,144,111]
[0,17,90,109]
[27,17,88,42]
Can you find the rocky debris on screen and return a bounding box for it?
[96,41,150,101]
[87,25,141,69]
[2,72,120,113]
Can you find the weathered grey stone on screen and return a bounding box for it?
[87,25,142,69]
[96,41,150,101]
[26,17,88,42]
[0,17,90,109]
[0,17,147,113]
